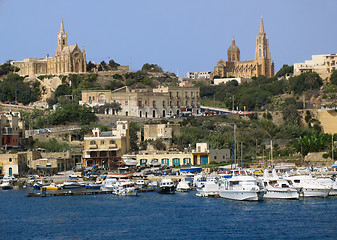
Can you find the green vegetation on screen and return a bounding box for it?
[34,138,71,152]
[0,74,40,104]
[21,103,97,128]
[0,61,20,76]
[142,63,163,72]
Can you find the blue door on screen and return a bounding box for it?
[200,155,208,165]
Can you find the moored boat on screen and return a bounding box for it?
[196,177,219,197]
[219,175,265,201]
[62,181,83,189]
[157,178,175,194]
[176,179,191,192]
[113,181,137,196]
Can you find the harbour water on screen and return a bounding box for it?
[1,189,337,239]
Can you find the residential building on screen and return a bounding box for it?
[0,111,25,149]
[14,20,86,76]
[0,153,28,176]
[212,17,274,79]
[80,85,200,118]
[208,149,231,163]
[82,121,130,168]
[294,54,337,79]
[187,71,212,79]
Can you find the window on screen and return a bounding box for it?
[126,111,128,116]
[162,158,169,166]
[93,97,95,101]
[183,158,191,165]
[153,101,156,107]
[177,101,180,107]
[162,101,165,107]
[89,97,91,102]
[9,158,12,162]
[173,158,180,166]
[109,140,116,144]
[214,156,217,160]
[125,100,128,106]
[90,140,96,145]
[169,92,172,98]
[140,159,147,166]
[145,101,148,106]
[177,92,179,97]
[100,140,105,145]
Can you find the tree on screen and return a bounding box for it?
[142,63,163,72]
[282,98,300,125]
[54,83,72,98]
[330,70,337,85]
[289,72,323,95]
[108,59,120,70]
[276,64,293,77]
[86,61,96,72]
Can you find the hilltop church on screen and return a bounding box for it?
[14,20,87,76]
[212,17,274,79]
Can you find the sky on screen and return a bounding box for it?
[0,0,336,77]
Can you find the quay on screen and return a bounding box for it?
[25,188,156,197]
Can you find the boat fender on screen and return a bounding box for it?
[275,184,279,188]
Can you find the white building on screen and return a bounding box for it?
[213,77,250,85]
[187,71,212,79]
[294,54,337,79]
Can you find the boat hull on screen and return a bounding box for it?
[264,189,299,199]
[157,186,175,194]
[300,188,331,197]
[219,190,265,201]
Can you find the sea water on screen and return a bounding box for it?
[1,189,337,239]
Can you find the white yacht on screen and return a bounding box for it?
[219,175,265,201]
[196,177,219,197]
[285,174,331,197]
[135,179,147,190]
[101,178,117,191]
[113,181,137,196]
[176,179,191,192]
[261,169,299,199]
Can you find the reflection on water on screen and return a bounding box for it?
[0,189,337,239]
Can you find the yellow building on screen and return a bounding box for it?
[83,121,130,168]
[212,17,274,79]
[0,153,27,176]
[0,111,25,148]
[80,85,201,118]
[14,20,86,76]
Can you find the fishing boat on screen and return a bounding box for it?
[101,178,117,191]
[0,178,13,190]
[113,181,137,196]
[62,181,83,189]
[157,178,175,194]
[176,179,191,192]
[41,183,60,191]
[219,175,265,201]
[196,177,219,197]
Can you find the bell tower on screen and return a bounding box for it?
[58,19,68,52]
[255,17,274,78]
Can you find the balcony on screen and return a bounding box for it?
[89,144,98,149]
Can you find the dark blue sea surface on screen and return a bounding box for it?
[1,189,337,240]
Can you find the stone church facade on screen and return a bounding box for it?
[14,20,86,76]
[212,17,274,79]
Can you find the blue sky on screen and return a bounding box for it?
[0,0,336,77]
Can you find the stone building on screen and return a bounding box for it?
[14,20,86,76]
[82,121,130,168]
[212,17,274,79]
[294,54,337,79]
[0,111,25,149]
[80,85,200,118]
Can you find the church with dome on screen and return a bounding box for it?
[212,17,274,79]
[14,20,87,76]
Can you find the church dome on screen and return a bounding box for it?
[227,38,240,62]
[227,38,240,53]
